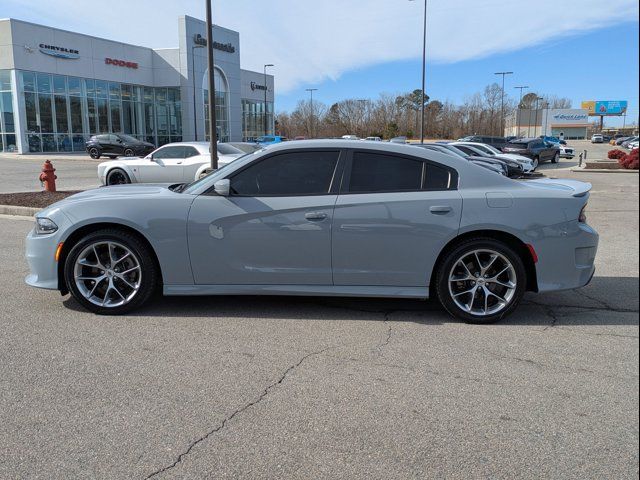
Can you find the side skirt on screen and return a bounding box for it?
[163,284,430,299]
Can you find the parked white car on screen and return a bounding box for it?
[591,134,604,143]
[628,140,639,150]
[558,144,575,159]
[452,141,536,173]
[97,142,245,185]
[341,135,359,140]
[363,136,382,142]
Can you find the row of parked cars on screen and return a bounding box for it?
[591,133,639,149]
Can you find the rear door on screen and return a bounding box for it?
[332,150,462,287]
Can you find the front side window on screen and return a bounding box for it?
[153,146,184,159]
[230,151,340,196]
[349,152,422,193]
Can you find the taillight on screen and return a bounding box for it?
[579,204,587,223]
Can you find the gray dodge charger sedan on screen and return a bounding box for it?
[25,140,598,323]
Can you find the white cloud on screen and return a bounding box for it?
[4,0,639,92]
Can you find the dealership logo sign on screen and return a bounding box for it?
[553,114,587,121]
[193,34,236,53]
[250,81,267,91]
[105,57,139,69]
[39,43,79,59]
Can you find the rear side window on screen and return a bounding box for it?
[349,152,422,193]
[183,146,199,158]
[424,163,452,190]
[231,151,340,196]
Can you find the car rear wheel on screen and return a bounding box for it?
[106,168,131,185]
[551,152,560,164]
[435,238,526,323]
[89,147,101,159]
[64,229,158,315]
[124,148,135,157]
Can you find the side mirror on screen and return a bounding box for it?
[214,179,230,196]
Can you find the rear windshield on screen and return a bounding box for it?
[217,143,243,155]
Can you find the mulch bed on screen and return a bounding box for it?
[0,191,80,209]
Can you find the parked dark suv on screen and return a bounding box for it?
[85,134,155,159]
[458,135,507,151]
[503,138,559,168]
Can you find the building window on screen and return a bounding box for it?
[242,99,273,141]
[203,67,230,142]
[0,70,17,152]
[16,70,182,152]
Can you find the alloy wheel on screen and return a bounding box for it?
[73,241,142,308]
[107,170,129,185]
[448,249,517,317]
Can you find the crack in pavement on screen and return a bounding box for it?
[374,311,394,356]
[144,347,331,479]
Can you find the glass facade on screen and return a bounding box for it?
[0,71,16,152]
[241,99,273,141]
[203,68,230,142]
[18,70,181,152]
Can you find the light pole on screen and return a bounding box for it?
[205,0,218,169]
[305,88,317,138]
[494,71,513,136]
[410,0,428,143]
[263,64,274,136]
[533,96,543,137]
[191,43,205,141]
[513,85,528,137]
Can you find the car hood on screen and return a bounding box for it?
[42,184,175,212]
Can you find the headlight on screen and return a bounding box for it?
[35,217,58,235]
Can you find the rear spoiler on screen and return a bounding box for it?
[522,178,592,197]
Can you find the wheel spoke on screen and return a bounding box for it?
[88,277,106,298]
[481,254,499,275]
[114,252,131,266]
[121,265,140,275]
[453,286,477,297]
[92,245,104,268]
[115,274,136,290]
[492,279,516,289]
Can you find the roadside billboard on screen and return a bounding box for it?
[581,100,628,116]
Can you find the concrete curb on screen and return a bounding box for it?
[0,205,39,216]
[571,167,639,174]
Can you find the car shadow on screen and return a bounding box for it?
[62,276,639,327]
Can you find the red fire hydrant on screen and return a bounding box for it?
[39,160,57,192]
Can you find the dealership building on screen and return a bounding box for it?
[0,17,275,153]
[505,108,590,139]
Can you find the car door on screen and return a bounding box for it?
[96,135,113,154]
[187,149,343,285]
[109,134,125,155]
[332,149,462,287]
[181,146,208,182]
[138,145,185,183]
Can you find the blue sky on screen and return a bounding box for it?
[4,0,639,126]
[277,21,639,127]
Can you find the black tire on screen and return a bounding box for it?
[106,168,131,185]
[551,152,560,164]
[532,156,539,170]
[124,148,134,157]
[435,237,527,324]
[64,229,159,315]
[89,147,101,159]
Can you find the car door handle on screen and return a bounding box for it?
[305,211,328,221]
[430,206,453,214]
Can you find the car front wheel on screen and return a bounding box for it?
[436,238,526,323]
[64,229,158,315]
[124,148,135,157]
[551,152,560,164]
[106,168,131,185]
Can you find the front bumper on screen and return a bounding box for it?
[25,210,72,291]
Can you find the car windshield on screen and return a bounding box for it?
[483,144,502,154]
[217,143,243,155]
[506,141,528,148]
[180,151,255,194]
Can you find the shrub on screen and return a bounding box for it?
[618,148,639,170]
[608,149,626,160]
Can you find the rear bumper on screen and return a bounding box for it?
[534,222,599,292]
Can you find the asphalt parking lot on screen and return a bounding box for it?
[0,170,638,478]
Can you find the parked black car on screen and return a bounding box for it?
[458,135,507,151]
[503,138,559,167]
[85,134,155,159]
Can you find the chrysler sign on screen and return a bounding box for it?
[250,81,267,91]
[39,43,80,59]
